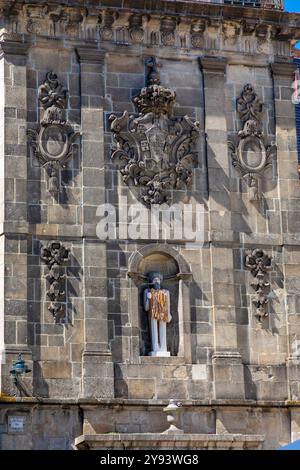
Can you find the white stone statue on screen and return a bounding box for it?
[143,272,172,357]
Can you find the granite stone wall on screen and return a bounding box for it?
[0,0,300,450]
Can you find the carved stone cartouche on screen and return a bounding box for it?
[28,71,80,197]
[245,248,272,322]
[109,58,200,207]
[228,84,276,201]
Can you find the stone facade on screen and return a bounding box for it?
[0,0,300,450]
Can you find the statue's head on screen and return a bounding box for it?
[147,271,163,290]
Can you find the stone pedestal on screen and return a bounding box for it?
[74,432,265,450]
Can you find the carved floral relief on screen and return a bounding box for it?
[228,84,276,201]
[245,248,272,322]
[40,241,70,322]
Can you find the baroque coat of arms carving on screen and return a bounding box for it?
[109,58,200,206]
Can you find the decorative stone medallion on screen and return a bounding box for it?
[228,84,276,201]
[28,71,80,196]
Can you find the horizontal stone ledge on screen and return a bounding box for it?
[282,234,300,245]
[138,356,186,365]
[200,57,227,73]
[210,231,283,246]
[241,233,283,246]
[0,226,298,249]
[74,432,265,450]
[67,34,296,61]
[13,0,298,25]
[1,397,300,409]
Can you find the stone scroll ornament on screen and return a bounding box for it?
[228,84,276,201]
[245,249,272,322]
[109,58,200,207]
[28,72,80,196]
[40,241,70,322]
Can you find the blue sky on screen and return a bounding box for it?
[285,1,300,49]
[285,0,300,13]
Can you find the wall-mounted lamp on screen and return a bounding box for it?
[10,353,31,387]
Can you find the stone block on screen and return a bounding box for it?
[85,278,107,297]
[82,74,104,97]
[156,379,188,399]
[83,409,115,434]
[107,54,144,73]
[84,243,106,267]
[42,361,72,379]
[127,379,155,399]
[48,205,77,225]
[82,141,104,168]
[82,377,114,398]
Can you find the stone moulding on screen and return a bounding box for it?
[244,248,272,322]
[228,84,276,201]
[28,71,80,197]
[109,57,200,207]
[40,240,70,323]
[74,433,265,450]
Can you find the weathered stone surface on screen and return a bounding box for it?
[0,0,299,451]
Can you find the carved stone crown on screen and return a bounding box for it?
[133,58,176,117]
[237,83,263,126]
[133,84,176,117]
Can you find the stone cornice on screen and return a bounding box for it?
[4,1,298,23]
[0,396,299,408]
[0,1,299,49]
[76,47,105,64]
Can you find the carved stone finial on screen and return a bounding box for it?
[129,14,144,43]
[41,241,70,322]
[132,57,176,116]
[237,84,263,132]
[160,16,177,47]
[146,56,161,86]
[190,20,205,48]
[245,249,272,322]
[162,399,184,435]
[100,10,117,41]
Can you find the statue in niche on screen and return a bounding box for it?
[143,272,172,357]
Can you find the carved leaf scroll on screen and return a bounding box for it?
[40,241,70,322]
[228,84,276,201]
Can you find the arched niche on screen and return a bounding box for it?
[128,244,192,361]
